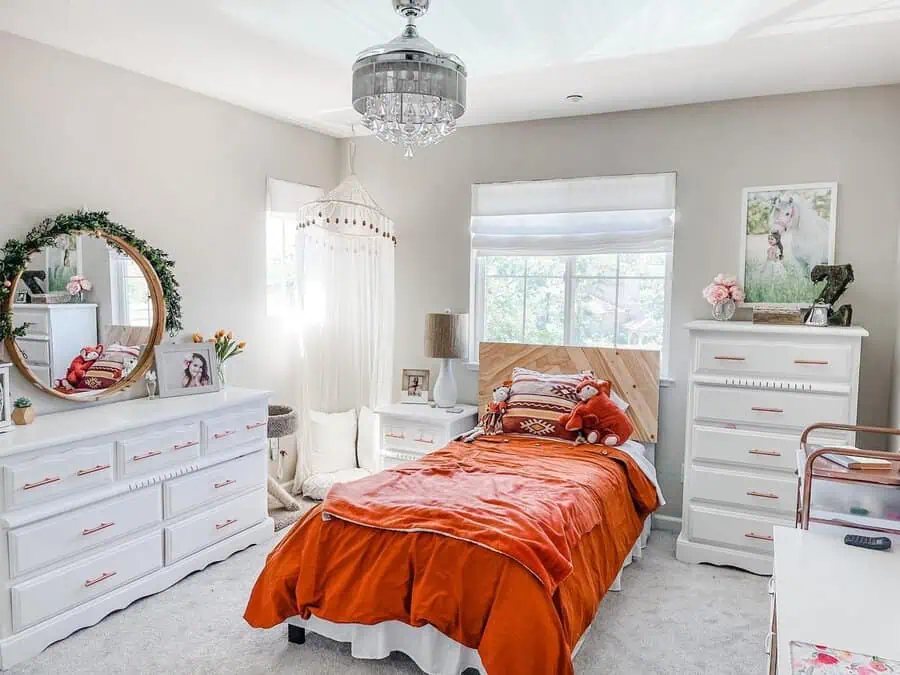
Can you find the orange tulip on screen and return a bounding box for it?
[192,332,203,343]
[237,342,246,349]
[226,331,233,340]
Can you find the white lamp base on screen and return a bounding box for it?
[433,358,458,408]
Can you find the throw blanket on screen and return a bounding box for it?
[324,439,657,592]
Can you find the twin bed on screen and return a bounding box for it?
[244,344,663,675]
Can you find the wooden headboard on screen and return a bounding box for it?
[478,342,660,443]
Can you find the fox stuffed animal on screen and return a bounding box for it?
[559,378,633,446]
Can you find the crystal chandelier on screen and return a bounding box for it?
[352,0,467,158]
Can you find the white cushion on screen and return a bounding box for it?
[357,406,379,473]
[308,409,358,475]
[302,468,371,501]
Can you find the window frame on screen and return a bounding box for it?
[468,252,673,378]
[108,248,152,327]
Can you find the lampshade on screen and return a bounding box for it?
[424,312,467,359]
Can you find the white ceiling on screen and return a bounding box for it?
[2,0,900,138]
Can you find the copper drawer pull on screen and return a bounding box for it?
[246,421,266,430]
[386,432,406,439]
[82,522,115,536]
[749,449,782,457]
[747,490,779,500]
[794,359,829,365]
[173,440,198,450]
[216,518,238,530]
[77,464,111,477]
[84,571,116,587]
[415,437,434,444]
[23,476,61,490]
[751,407,784,414]
[214,430,236,440]
[714,356,746,361]
[132,450,161,462]
[745,532,774,542]
[214,479,236,489]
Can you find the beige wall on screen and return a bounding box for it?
[0,32,340,411]
[346,85,900,523]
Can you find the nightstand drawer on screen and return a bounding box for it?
[382,420,447,452]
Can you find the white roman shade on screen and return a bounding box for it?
[267,177,323,216]
[470,173,676,256]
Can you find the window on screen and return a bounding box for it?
[110,250,151,326]
[469,174,675,375]
[266,178,323,316]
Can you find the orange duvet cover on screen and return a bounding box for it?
[245,437,660,675]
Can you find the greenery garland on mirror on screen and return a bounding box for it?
[0,210,182,340]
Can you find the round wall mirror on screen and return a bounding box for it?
[5,231,165,401]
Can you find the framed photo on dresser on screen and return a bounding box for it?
[153,343,221,398]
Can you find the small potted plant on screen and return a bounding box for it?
[12,397,35,425]
[703,273,745,321]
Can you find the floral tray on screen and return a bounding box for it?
[792,642,900,674]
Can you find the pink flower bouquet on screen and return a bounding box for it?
[66,275,93,297]
[703,273,744,305]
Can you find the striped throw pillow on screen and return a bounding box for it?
[502,367,602,441]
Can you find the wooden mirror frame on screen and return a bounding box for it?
[4,231,166,402]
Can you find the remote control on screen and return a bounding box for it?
[843,534,892,551]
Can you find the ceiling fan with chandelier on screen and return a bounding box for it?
[352,0,467,158]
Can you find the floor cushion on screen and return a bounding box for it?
[302,468,371,501]
[308,409,358,475]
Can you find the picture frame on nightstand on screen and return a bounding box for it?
[0,362,12,433]
[399,368,430,404]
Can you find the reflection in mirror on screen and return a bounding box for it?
[13,233,155,399]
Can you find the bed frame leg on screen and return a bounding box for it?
[288,624,306,645]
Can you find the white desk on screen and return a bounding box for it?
[772,525,900,673]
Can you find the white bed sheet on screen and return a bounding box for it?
[287,440,661,675]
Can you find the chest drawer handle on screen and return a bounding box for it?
[77,464,111,477]
[173,440,198,451]
[415,437,434,445]
[132,450,162,462]
[214,479,236,489]
[216,518,238,530]
[82,521,115,536]
[84,571,117,587]
[794,359,829,365]
[246,421,266,430]
[747,490,779,500]
[214,430,237,440]
[23,476,61,490]
[751,407,784,414]
[749,449,782,457]
[744,532,774,542]
[714,356,746,361]
[385,432,406,440]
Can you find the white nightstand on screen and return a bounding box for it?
[376,403,479,470]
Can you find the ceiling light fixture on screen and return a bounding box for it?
[565,94,584,103]
[352,0,467,158]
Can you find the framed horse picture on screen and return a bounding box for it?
[738,182,837,307]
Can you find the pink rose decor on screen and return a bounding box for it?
[703,273,744,321]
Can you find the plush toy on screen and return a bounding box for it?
[462,381,512,442]
[65,344,104,388]
[558,379,633,446]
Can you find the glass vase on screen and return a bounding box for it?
[712,298,736,321]
[217,360,227,387]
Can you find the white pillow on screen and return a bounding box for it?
[302,468,371,501]
[610,389,629,412]
[308,409,358,475]
[357,406,379,473]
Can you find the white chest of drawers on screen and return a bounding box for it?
[676,320,868,575]
[0,387,273,669]
[376,403,479,470]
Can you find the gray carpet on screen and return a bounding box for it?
[10,531,768,675]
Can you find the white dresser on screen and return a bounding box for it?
[376,403,479,470]
[0,387,273,669]
[12,304,98,388]
[676,320,868,575]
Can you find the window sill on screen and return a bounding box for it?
[466,361,675,388]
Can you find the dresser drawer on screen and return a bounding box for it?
[164,489,265,564]
[381,418,447,453]
[691,425,800,473]
[13,308,49,337]
[693,385,849,431]
[4,442,114,510]
[690,466,798,516]
[687,505,792,555]
[118,422,201,478]
[16,337,50,366]
[164,451,263,518]
[696,339,852,381]
[204,407,268,454]
[10,532,162,632]
[8,486,162,577]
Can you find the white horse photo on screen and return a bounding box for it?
[768,193,831,275]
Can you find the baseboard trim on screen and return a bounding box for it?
[652,513,682,533]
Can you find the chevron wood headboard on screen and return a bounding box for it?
[478,342,660,443]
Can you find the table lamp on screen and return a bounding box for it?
[425,311,468,408]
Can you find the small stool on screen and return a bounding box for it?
[267,405,300,512]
